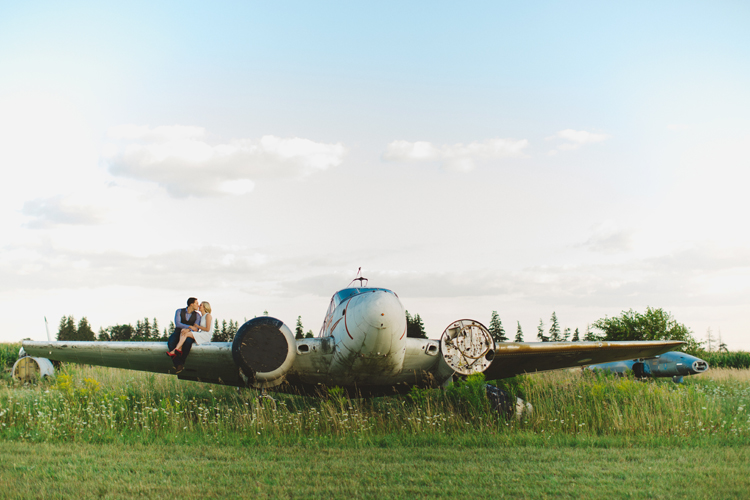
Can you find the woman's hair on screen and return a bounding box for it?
[201,301,212,314]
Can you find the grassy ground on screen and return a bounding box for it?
[1,361,749,498]
[1,439,749,499]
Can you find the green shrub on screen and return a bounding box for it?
[0,343,20,371]
[702,351,750,369]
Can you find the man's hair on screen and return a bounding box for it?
[187,297,198,307]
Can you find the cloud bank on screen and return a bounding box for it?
[105,125,346,197]
[383,138,528,172]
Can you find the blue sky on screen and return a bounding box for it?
[1,1,749,347]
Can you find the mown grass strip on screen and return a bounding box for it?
[1,441,749,499]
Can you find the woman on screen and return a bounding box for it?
[168,301,213,359]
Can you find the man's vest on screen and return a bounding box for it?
[174,308,198,334]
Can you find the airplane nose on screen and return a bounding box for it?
[692,359,709,373]
[359,291,403,330]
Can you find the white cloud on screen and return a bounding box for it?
[383,138,528,172]
[105,126,346,197]
[0,243,271,293]
[547,129,610,154]
[21,196,103,229]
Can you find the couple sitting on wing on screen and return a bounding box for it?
[167,297,213,373]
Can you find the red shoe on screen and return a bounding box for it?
[167,351,177,358]
[175,349,183,356]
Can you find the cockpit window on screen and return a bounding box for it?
[332,288,395,307]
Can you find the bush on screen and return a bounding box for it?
[0,343,20,371]
[701,351,750,369]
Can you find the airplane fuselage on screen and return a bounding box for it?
[587,351,709,383]
[286,288,448,393]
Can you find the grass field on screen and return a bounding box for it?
[2,439,749,499]
[1,355,749,498]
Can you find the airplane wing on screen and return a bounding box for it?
[22,341,243,386]
[483,340,684,380]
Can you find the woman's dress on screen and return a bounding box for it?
[193,315,213,345]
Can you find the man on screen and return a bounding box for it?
[168,297,201,373]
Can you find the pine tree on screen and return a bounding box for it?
[57,316,77,341]
[515,321,524,342]
[537,319,548,342]
[549,312,561,341]
[305,330,314,338]
[584,323,598,341]
[572,327,580,341]
[211,319,221,342]
[109,324,134,341]
[134,317,150,340]
[563,327,571,341]
[152,318,160,340]
[488,311,507,343]
[226,320,238,341]
[76,317,95,341]
[97,327,110,341]
[413,314,427,339]
[406,312,427,339]
[295,316,304,340]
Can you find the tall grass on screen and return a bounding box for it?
[1,364,748,444]
[504,369,750,438]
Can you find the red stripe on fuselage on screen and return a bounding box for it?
[344,297,354,339]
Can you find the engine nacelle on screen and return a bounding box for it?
[232,317,297,389]
[440,319,495,376]
[13,356,55,383]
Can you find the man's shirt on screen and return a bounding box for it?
[174,308,202,331]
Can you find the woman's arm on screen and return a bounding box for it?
[194,314,212,331]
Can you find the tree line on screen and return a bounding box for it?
[57,316,242,343]
[56,305,701,353]
[487,306,701,353]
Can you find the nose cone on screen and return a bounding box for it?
[359,291,405,331]
[691,358,709,374]
[674,353,709,376]
[346,290,406,356]
[329,289,408,378]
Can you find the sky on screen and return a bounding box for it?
[1,1,749,349]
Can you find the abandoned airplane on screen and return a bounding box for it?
[586,350,709,383]
[22,284,685,398]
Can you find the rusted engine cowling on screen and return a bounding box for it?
[232,317,297,389]
[440,319,495,376]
